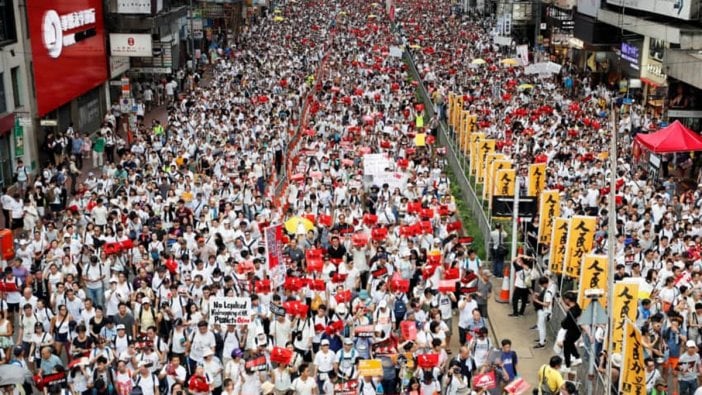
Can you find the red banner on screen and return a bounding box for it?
[265,224,286,287]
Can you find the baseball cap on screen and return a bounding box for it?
[687,340,697,348]
[321,339,330,346]
[343,338,353,345]
[116,324,126,330]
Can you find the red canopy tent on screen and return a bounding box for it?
[635,120,702,153]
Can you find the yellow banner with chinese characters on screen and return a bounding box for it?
[452,95,463,128]
[564,216,597,279]
[549,218,569,274]
[448,93,455,128]
[483,153,506,201]
[577,254,609,310]
[494,169,516,197]
[476,139,496,183]
[620,321,646,395]
[537,190,560,245]
[469,133,485,176]
[612,282,639,354]
[527,163,547,197]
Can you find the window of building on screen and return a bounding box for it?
[0,0,16,45]
[10,67,19,107]
[0,73,7,114]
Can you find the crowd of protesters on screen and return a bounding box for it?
[3,0,702,393]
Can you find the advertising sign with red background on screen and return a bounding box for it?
[27,0,108,116]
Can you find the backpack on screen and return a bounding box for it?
[133,373,157,395]
[394,296,407,321]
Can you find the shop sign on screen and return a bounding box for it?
[110,34,153,57]
[115,0,151,14]
[27,0,109,116]
[130,67,172,74]
[620,41,642,72]
[109,56,130,78]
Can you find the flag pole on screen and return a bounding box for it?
[605,102,618,392]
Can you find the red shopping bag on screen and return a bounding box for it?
[306,248,324,260]
[427,254,442,265]
[422,264,439,279]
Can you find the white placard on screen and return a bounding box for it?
[516,45,529,66]
[110,34,153,57]
[389,46,403,58]
[363,153,392,176]
[115,0,152,14]
[371,172,408,191]
[209,297,252,325]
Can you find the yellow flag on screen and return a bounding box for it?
[527,163,547,196]
[467,114,477,134]
[469,133,484,176]
[620,321,646,395]
[578,255,609,310]
[549,218,569,274]
[488,160,512,210]
[537,190,560,245]
[564,216,597,279]
[483,154,506,201]
[612,282,639,354]
[476,139,495,183]
[448,93,455,127]
[494,169,516,197]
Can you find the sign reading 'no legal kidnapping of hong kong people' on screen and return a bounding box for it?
[209,297,253,325]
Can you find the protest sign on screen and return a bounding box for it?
[359,359,383,377]
[209,297,252,325]
[363,153,391,175]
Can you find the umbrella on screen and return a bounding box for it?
[471,58,486,65]
[409,44,422,49]
[274,16,284,22]
[284,216,314,234]
[0,364,32,386]
[368,14,378,18]
[517,84,534,90]
[500,58,519,66]
[273,8,282,13]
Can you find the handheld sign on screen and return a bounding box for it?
[209,297,252,325]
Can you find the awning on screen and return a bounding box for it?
[0,113,15,137]
[635,120,702,153]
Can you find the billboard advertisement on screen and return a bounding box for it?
[110,34,153,57]
[27,0,108,116]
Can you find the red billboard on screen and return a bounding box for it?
[27,0,108,116]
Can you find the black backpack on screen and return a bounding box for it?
[394,296,407,321]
